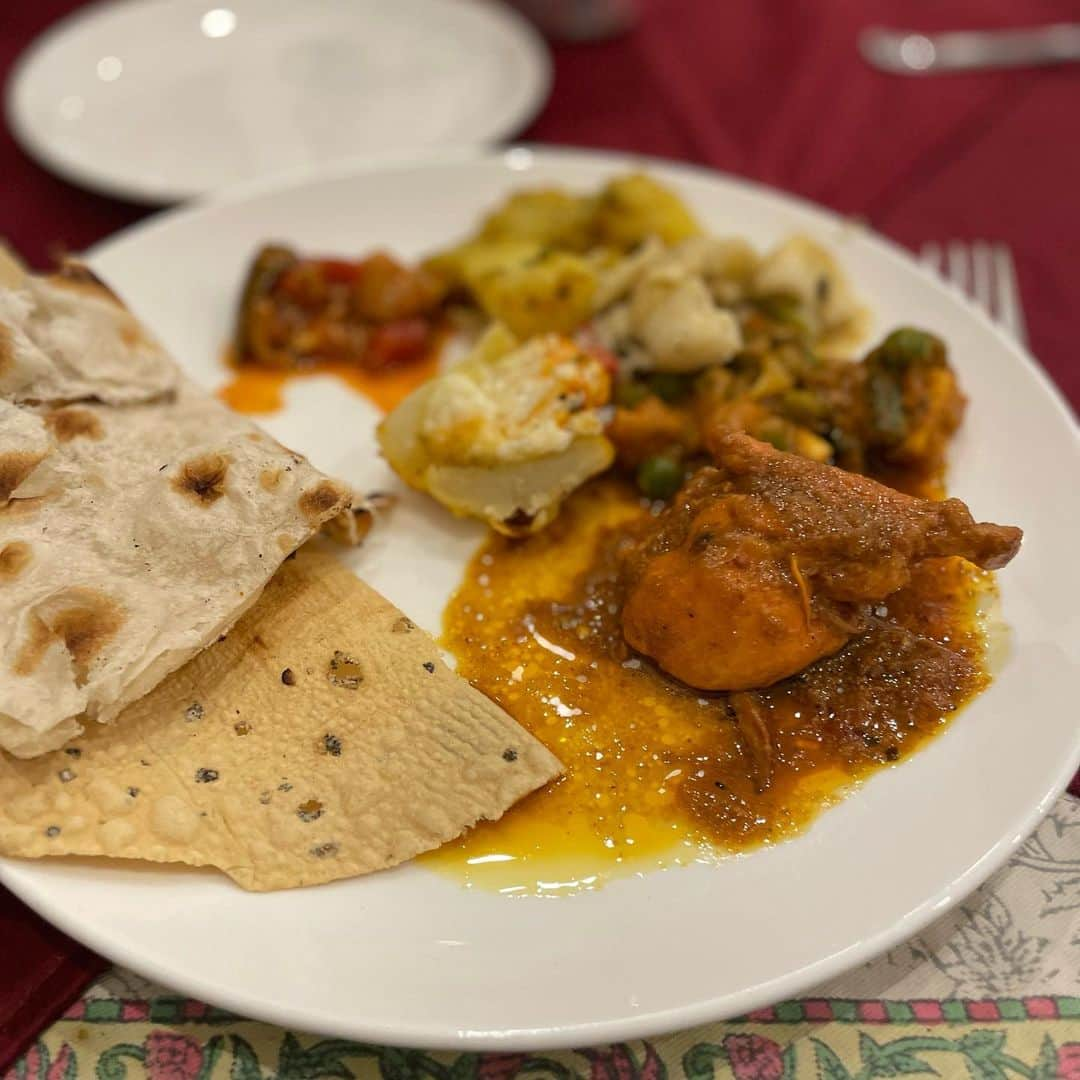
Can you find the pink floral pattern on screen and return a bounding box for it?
[723,1034,785,1080]
[4,1043,73,1080]
[1059,1042,1080,1080]
[11,1018,1080,1080]
[144,1032,205,1080]
[580,1043,664,1080]
[477,1053,528,1080]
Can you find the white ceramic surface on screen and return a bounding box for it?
[2,149,1077,1050]
[5,0,550,203]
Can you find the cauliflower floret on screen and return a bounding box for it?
[668,236,761,303]
[419,335,609,466]
[420,373,497,460]
[753,235,859,332]
[594,234,761,313]
[379,328,614,535]
[592,236,666,311]
[628,265,742,372]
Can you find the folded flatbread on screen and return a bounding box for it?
[0,547,563,889]
[0,267,351,757]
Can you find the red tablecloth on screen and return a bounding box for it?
[1,0,1078,1070]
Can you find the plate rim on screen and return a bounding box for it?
[1,145,1078,1050]
[4,0,552,205]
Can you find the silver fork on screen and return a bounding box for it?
[920,242,1028,345]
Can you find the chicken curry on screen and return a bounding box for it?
[434,438,1015,891]
[228,173,1023,890]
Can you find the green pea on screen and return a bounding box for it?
[753,294,810,337]
[636,455,684,500]
[878,327,944,369]
[645,371,694,403]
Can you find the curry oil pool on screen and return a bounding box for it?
[217,340,444,416]
[425,479,996,896]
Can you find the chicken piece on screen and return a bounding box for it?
[620,432,1022,691]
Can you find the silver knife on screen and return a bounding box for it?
[860,23,1080,74]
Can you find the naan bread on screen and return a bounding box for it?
[0,548,563,889]
[0,268,351,757]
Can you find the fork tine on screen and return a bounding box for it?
[924,240,1027,345]
[992,245,1028,346]
[946,242,970,296]
[971,242,994,317]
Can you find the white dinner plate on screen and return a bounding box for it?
[2,148,1078,1050]
[5,0,549,204]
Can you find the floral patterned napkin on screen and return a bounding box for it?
[9,797,1079,1080]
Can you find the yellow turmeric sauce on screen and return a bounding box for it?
[425,477,993,895]
[216,344,442,415]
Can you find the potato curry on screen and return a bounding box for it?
[230,174,1023,889]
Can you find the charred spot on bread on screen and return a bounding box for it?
[260,468,283,492]
[0,450,46,502]
[49,261,123,304]
[0,540,32,580]
[45,406,104,443]
[173,452,230,505]
[0,323,12,375]
[298,480,348,523]
[13,588,125,686]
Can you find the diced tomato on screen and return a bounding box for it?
[362,318,431,369]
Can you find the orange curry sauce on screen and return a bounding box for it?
[217,342,443,415]
[426,477,994,895]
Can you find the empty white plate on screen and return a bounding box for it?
[5,0,550,203]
